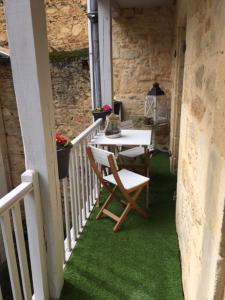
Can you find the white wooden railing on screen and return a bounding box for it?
[0,170,48,300]
[61,119,102,261]
[0,119,102,299]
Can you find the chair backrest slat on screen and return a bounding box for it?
[89,146,118,170]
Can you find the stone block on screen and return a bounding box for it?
[120,49,139,60]
[72,24,83,37]
[6,135,24,154]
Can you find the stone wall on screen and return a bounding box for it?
[112,7,174,147]
[0,0,88,50]
[0,0,91,187]
[174,0,225,299]
[51,56,92,140]
[169,25,186,173]
[112,7,174,119]
[46,0,88,51]
[0,2,174,149]
[0,61,23,188]
[0,2,7,48]
[0,56,92,187]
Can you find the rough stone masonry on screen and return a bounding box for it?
[112,7,174,148]
[0,0,88,50]
[0,0,92,187]
[174,0,225,299]
[0,56,92,187]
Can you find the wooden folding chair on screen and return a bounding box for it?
[87,146,150,232]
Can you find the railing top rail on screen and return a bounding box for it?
[0,181,33,216]
[71,119,102,146]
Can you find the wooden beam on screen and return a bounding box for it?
[3,0,64,298]
[98,0,113,108]
[111,0,121,18]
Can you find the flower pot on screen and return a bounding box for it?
[92,110,111,121]
[57,145,72,180]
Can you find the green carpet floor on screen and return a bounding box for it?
[60,152,183,300]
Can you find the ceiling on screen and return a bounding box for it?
[116,0,174,8]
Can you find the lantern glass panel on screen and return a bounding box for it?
[145,95,156,119]
[155,94,168,124]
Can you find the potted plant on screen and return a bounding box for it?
[55,131,72,180]
[92,104,112,121]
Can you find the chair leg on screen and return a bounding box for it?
[96,183,149,232]
[132,202,148,218]
[113,203,132,232]
[96,180,101,207]
[129,185,149,218]
[96,186,117,220]
[112,185,149,232]
[146,183,150,208]
[145,161,150,207]
[96,166,108,207]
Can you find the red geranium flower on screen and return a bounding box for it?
[55,131,71,149]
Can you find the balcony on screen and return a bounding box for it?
[60,145,182,299]
[0,120,182,299]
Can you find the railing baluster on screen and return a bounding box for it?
[0,211,22,300]
[74,146,82,231]
[91,130,97,204]
[70,150,79,239]
[68,162,76,244]
[12,203,32,300]
[83,138,90,213]
[62,178,71,252]
[87,133,93,207]
[79,142,86,221]
[94,128,100,202]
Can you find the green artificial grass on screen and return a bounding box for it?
[60,152,183,300]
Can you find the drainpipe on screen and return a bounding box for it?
[87,0,101,109]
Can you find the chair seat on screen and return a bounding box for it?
[104,169,149,191]
[118,146,145,158]
[119,145,154,158]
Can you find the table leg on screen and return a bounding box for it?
[144,147,150,207]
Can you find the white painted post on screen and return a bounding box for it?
[22,170,49,300]
[98,0,113,108]
[3,0,64,298]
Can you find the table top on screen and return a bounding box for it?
[91,129,152,146]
